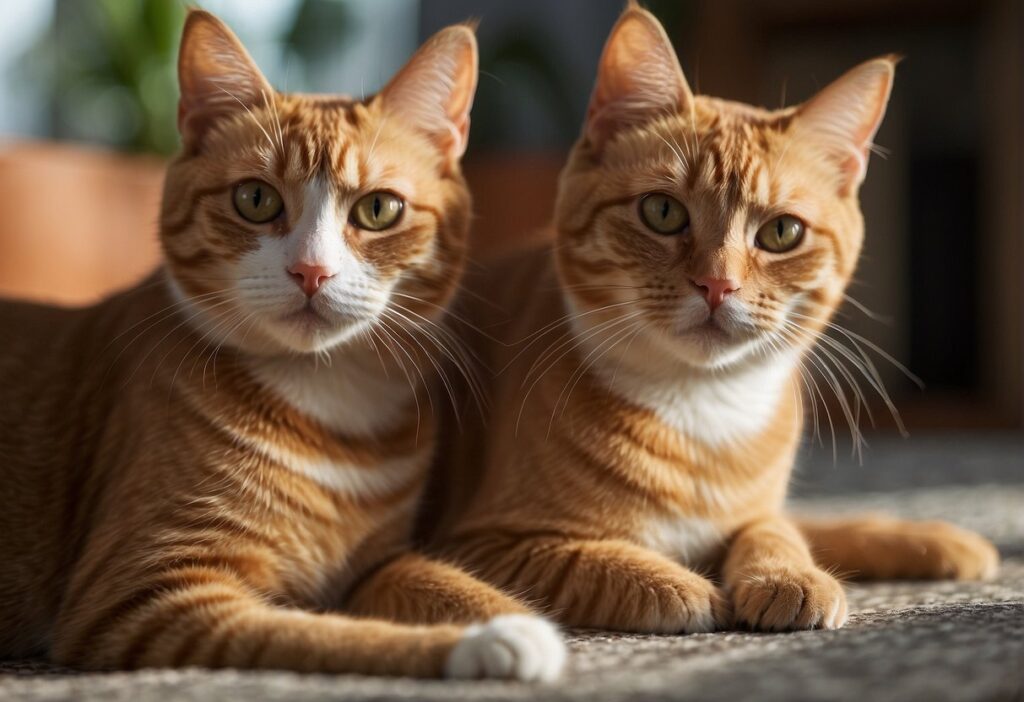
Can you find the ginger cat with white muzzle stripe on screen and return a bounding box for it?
[0,10,565,680]
[429,4,999,633]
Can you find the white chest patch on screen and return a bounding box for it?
[639,516,726,566]
[595,355,797,448]
[251,353,418,437]
[241,353,427,497]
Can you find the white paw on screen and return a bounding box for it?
[444,614,566,682]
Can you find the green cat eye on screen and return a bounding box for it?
[351,191,404,231]
[233,180,284,224]
[639,193,689,235]
[756,215,805,253]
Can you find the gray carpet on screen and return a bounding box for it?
[3,438,1023,702]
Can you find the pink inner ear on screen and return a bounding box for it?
[838,153,868,197]
[584,9,692,151]
[379,25,478,162]
[176,11,273,146]
[795,58,895,191]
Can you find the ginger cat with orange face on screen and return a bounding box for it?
[0,11,565,680]
[430,5,999,633]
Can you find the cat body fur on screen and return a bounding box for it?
[0,10,565,681]
[428,4,999,634]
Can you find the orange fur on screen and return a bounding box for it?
[0,11,566,681]
[428,5,998,634]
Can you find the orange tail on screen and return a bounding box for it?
[795,514,999,581]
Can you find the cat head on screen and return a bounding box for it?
[160,10,477,355]
[555,4,894,371]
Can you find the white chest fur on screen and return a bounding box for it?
[638,515,726,567]
[251,351,418,437]
[243,352,427,496]
[594,352,797,448]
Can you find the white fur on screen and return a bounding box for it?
[593,349,796,448]
[226,417,429,498]
[639,515,725,567]
[445,615,566,683]
[563,285,797,448]
[249,351,418,437]
[282,449,427,497]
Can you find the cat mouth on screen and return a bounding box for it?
[688,318,732,340]
[281,305,330,331]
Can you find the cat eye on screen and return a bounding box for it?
[755,215,805,253]
[351,191,404,231]
[639,193,689,235]
[233,180,284,224]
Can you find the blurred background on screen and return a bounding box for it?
[0,0,1021,480]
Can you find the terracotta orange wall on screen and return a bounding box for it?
[462,152,562,259]
[0,142,165,306]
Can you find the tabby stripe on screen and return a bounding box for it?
[506,538,570,592]
[169,598,253,667]
[161,184,232,237]
[561,195,636,239]
[205,613,251,668]
[121,590,242,668]
[542,546,583,610]
[66,568,234,662]
[162,509,279,551]
[237,428,429,498]
[165,247,216,268]
[560,433,655,503]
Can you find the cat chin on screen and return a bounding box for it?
[262,318,370,355]
[645,325,765,371]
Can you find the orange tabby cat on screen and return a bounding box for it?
[429,4,999,633]
[0,10,565,680]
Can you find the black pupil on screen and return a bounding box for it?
[252,186,262,209]
[660,199,670,220]
[776,219,784,237]
[372,196,382,219]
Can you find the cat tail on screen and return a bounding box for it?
[794,514,999,581]
[50,577,565,680]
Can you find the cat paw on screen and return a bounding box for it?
[625,573,730,634]
[445,615,566,682]
[905,522,1000,580]
[662,578,731,634]
[732,566,847,631]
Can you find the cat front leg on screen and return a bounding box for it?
[722,515,848,631]
[447,531,730,633]
[345,551,534,624]
[52,544,563,681]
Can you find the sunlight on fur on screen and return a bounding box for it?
[426,2,999,636]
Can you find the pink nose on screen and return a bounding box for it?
[694,276,740,311]
[288,262,335,297]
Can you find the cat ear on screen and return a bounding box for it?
[585,3,693,151]
[794,56,897,192]
[177,10,273,148]
[379,25,478,161]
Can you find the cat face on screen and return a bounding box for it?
[555,6,893,370]
[160,11,477,354]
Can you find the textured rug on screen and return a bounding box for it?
[3,439,1022,702]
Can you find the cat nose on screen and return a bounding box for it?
[288,262,335,297]
[693,276,740,311]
